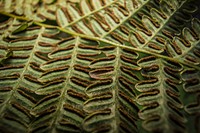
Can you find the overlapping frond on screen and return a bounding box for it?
[30,36,95,132]
[136,56,185,132]
[0,18,59,132]
[0,0,57,21]
[0,0,200,133]
[83,40,140,132]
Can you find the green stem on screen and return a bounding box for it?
[0,11,199,70]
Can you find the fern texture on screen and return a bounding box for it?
[0,0,200,133]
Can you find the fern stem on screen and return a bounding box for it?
[0,11,199,70]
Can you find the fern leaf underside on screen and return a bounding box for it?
[0,0,200,133]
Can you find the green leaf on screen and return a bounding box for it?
[12,23,28,34]
[0,49,13,65]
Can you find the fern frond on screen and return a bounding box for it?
[0,0,199,133]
